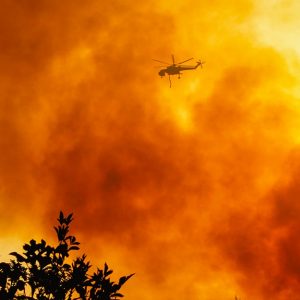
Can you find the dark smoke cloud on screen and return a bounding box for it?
[1,1,300,300]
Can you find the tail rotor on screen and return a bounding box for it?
[198,60,205,68]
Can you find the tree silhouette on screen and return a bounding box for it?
[0,212,134,300]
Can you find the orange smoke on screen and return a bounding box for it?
[1,1,300,300]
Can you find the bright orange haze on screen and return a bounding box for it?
[1,1,300,299]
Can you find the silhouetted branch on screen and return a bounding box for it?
[0,211,133,300]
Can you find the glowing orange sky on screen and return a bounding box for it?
[1,1,300,299]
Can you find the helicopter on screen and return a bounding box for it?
[153,55,204,87]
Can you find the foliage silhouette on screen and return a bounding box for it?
[0,212,134,300]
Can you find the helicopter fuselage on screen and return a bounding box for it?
[158,63,201,77]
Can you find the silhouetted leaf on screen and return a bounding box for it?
[30,240,37,247]
[58,211,64,224]
[9,252,26,263]
[104,262,109,274]
[112,293,124,298]
[66,213,73,225]
[118,274,135,286]
[69,246,80,251]
[23,244,30,251]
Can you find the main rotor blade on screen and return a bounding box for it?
[152,59,170,65]
[178,57,194,64]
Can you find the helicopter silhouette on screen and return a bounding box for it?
[153,55,204,87]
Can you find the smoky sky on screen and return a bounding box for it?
[1,1,300,300]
